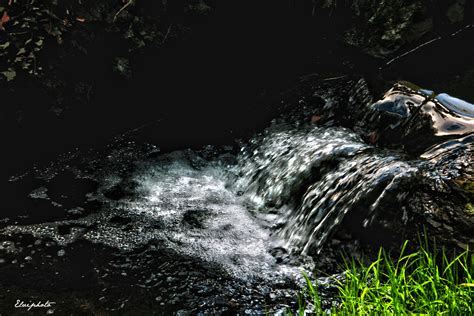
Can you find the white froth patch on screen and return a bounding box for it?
[1,152,301,281]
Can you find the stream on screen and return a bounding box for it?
[0,78,473,314]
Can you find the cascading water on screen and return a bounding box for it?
[235,125,417,254]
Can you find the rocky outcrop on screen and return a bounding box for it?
[280,76,474,251]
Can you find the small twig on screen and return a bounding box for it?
[382,23,473,70]
[113,0,133,22]
[162,23,173,44]
[383,37,441,68]
[299,73,348,83]
[322,75,349,81]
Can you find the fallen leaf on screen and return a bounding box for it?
[311,115,322,123]
[0,11,10,30]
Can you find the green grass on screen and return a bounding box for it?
[289,239,474,315]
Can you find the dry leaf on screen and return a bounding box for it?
[0,11,10,31]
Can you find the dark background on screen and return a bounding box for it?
[2,0,474,178]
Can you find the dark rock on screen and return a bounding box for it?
[278,75,373,128]
[359,82,474,154]
[313,0,472,58]
[344,0,432,58]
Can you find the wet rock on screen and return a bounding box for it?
[359,82,474,154]
[279,76,373,128]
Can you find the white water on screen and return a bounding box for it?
[0,123,425,279]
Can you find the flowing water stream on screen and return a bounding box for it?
[0,79,472,314]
